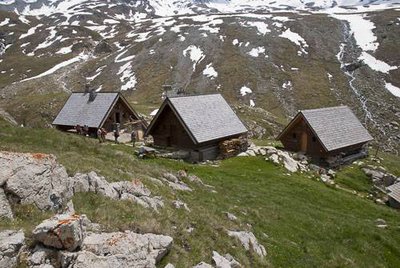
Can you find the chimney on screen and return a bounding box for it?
[162,84,172,99]
[89,90,97,102]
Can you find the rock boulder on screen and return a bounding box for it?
[227,231,266,257]
[0,230,25,268]
[1,152,73,211]
[32,214,84,251]
[60,231,173,268]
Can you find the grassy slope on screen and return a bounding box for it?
[1,119,400,267]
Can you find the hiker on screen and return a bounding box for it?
[131,129,136,147]
[101,128,107,142]
[75,124,82,135]
[97,128,103,143]
[83,125,89,136]
[114,128,120,144]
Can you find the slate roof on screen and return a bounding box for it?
[387,182,400,203]
[147,94,248,144]
[53,92,119,128]
[300,106,373,151]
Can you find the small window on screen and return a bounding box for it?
[312,136,317,142]
[292,133,297,139]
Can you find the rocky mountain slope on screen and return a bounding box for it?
[0,0,399,152]
[1,118,400,267]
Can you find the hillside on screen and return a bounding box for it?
[0,0,399,153]
[1,118,400,267]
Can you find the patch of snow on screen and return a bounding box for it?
[240,86,252,96]
[150,109,159,116]
[203,63,218,79]
[0,0,15,5]
[385,82,400,98]
[94,85,102,92]
[0,18,10,26]
[248,47,266,57]
[327,72,333,82]
[19,23,42,39]
[20,53,89,82]
[273,16,291,22]
[55,45,73,54]
[250,99,255,107]
[115,49,135,63]
[183,45,205,71]
[35,27,62,51]
[104,19,119,24]
[359,52,398,73]
[280,28,309,55]
[86,66,105,82]
[330,13,378,52]
[246,21,271,35]
[19,15,29,24]
[282,81,293,89]
[232,39,239,46]
[117,62,137,91]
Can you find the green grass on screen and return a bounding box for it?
[1,119,400,267]
[335,165,373,194]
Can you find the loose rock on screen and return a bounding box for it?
[227,231,266,257]
[1,152,73,211]
[212,251,241,268]
[32,214,84,251]
[172,200,190,212]
[60,231,173,268]
[0,230,25,268]
[225,212,237,221]
[0,188,13,219]
[193,262,213,268]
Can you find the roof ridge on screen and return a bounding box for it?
[300,105,349,113]
[168,93,221,99]
[71,91,119,94]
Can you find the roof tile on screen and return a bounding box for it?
[168,94,248,144]
[52,92,118,128]
[301,106,373,151]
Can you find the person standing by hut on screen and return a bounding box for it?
[113,123,120,144]
[83,125,89,136]
[131,129,136,147]
[97,128,103,143]
[101,128,107,142]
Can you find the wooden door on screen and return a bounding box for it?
[300,132,308,152]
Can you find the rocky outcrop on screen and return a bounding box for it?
[225,212,237,221]
[0,230,25,268]
[161,173,192,192]
[1,152,73,211]
[32,214,84,251]
[240,145,308,173]
[25,212,173,268]
[362,166,399,188]
[0,188,13,219]
[60,231,173,268]
[27,245,58,268]
[94,40,113,54]
[172,200,190,212]
[0,151,163,213]
[227,231,266,257]
[212,251,241,268]
[71,172,118,199]
[193,262,213,268]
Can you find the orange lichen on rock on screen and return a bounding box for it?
[31,153,49,160]
[132,178,142,186]
[57,214,80,225]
